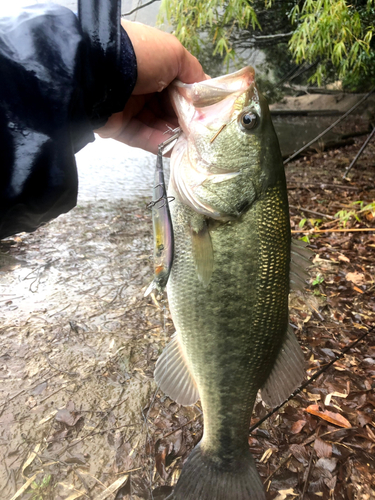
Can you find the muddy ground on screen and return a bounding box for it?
[1,136,375,500]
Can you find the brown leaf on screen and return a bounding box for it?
[314,437,332,458]
[357,412,372,427]
[290,420,306,434]
[338,254,350,263]
[290,444,309,466]
[305,404,352,428]
[345,271,365,285]
[55,408,82,427]
[315,457,338,473]
[154,440,168,480]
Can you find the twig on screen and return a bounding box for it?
[302,448,315,499]
[122,0,160,16]
[162,414,202,440]
[115,467,142,475]
[39,385,67,404]
[263,452,292,485]
[343,126,375,179]
[249,326,373,434]
[291,227,375,233]
[283,87,375,164]
[57,392,128,456]
[288,182,363,191]
[289,205,335,220]
[0,372,55,410]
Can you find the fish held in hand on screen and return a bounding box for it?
[155,67,310,500]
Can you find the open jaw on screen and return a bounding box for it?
[170,67,256,133]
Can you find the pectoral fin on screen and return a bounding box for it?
[260,324,305,408]
[191,221,214,287]
[154,333,199,406]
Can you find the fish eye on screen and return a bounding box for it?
[239,111,258,131]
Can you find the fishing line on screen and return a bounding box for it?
[249,325,374,434]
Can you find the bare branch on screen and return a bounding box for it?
[252,32,293,40]
[122,0,160,17]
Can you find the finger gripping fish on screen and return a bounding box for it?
[155,67,310,500]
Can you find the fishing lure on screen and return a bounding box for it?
[146,131,179,295]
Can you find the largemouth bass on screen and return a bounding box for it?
[154,67,310,500]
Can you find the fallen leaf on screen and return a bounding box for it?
[22,443,41,477]
[274,488,298,500]
[314,437,332,458]
[315,457,338,472]
[55,407,82,427]
[9,472,42,500]
[260,448,273,463]
[338,254,350,263]
[291,420,306,434]
[95,475,129,500]
[290,444,310,466]
[38,410,58,426]
[357,412,373,427]
[345,272,365,285]
[65,493,86,500]
[324,391,348,406]
[305,405,352,428]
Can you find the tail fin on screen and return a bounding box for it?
[168,445,265,500]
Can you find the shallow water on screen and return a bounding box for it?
[75,136,170,203]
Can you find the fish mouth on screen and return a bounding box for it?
[173,66,255,107]
[169,67,256,134]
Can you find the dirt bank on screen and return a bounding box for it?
[1,137,375,499]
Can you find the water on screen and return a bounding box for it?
[75,136,169,202]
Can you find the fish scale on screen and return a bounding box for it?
[167,183,290,465]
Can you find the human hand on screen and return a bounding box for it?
[95,20,206,154]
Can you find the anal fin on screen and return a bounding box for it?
[260,324,305,408]
[154,333,199,406]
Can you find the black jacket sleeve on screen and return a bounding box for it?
[0,2,137,240]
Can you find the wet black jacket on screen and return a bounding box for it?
[0,2,137,239]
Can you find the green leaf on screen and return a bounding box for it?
[312,274,324,286]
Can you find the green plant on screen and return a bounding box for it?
[299,217,322,229]
[289,0,375,86]
[30,475,52,500]
[159,0,259,65]
[159,0,375,89]
[312,274,324,286]
[335,209,361,227]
